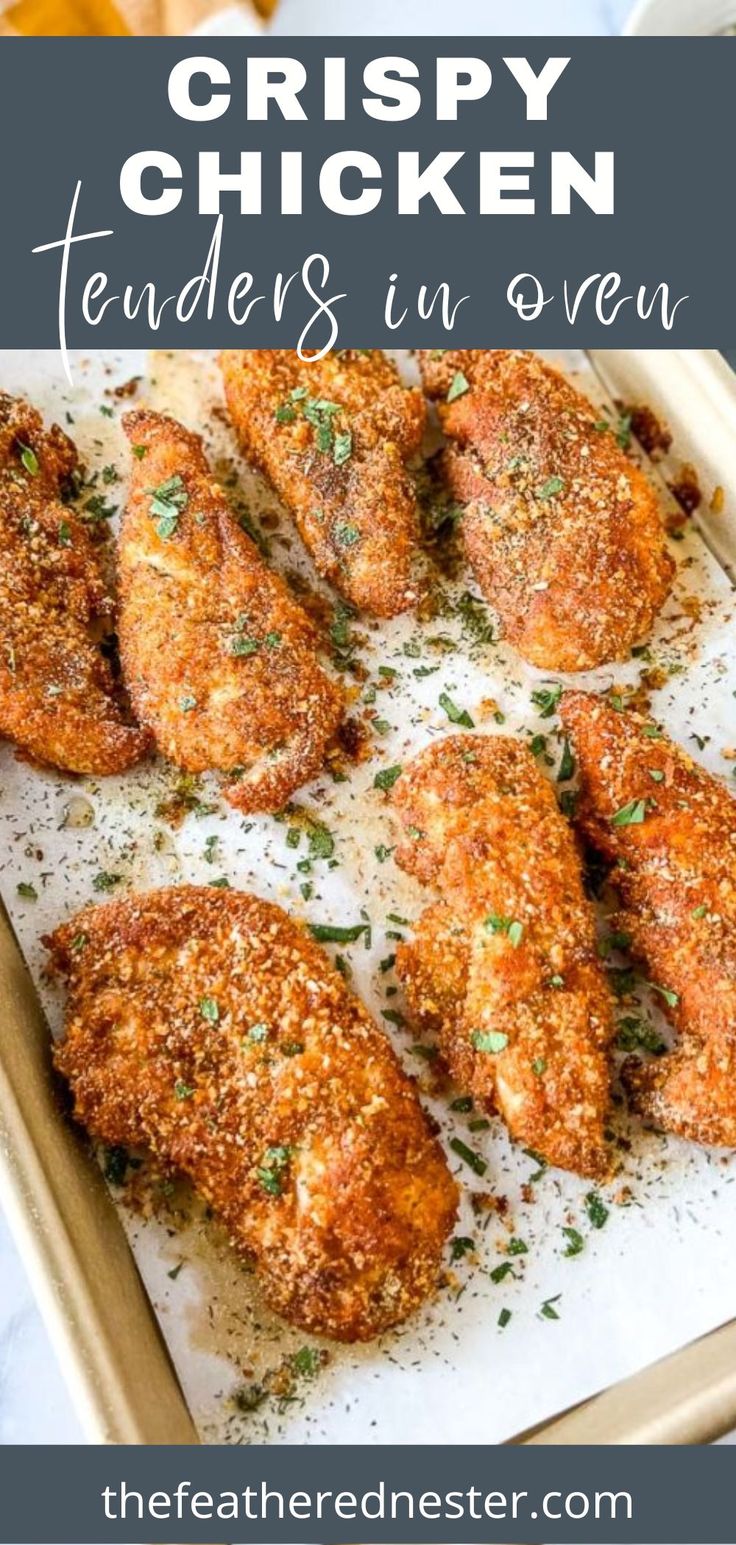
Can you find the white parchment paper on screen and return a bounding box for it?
[0,347,734,1444]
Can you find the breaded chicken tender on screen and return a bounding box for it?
[49,886,458,1342]
[392,735,613,1178]
[219,349,426,617]
[562,692,736,1148]
[418,350,674,671]
[0,392,148,775]
[120,410,343,814]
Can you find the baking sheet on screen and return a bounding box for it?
[0,346,734,1446]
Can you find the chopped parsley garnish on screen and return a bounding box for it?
[16,881,38,901]
[611,797,650,826]
[307,822,334,861]
[508,1237,528,1256]
[335,521,360,546]
[447,371,470,402]
[281,1041,305,1057]
[309,921,369,945]
[179,694,197,712]
[562,1226,584,1257]
[439,691,474,729]
[484,914,523,947]
[472,1029,509,1054]
[691,903,708,920]
[58,520,72,547]
[540,1295,562,1320]
[557,737,575,782]
[537,475,565,500]
[103,1146,129,1186]
[451,1236,475,1261]
[291,1346,322,1378]
[333,430,353,466]
[148,473,188,539]
[449,1137,487,1175]
[18,442,39,476]
[532,1057,547,1077]
[490,1261,514,1284]
[498,1307,512,1329]
[646,980,679,1009]
[247,1023,269,1043]
[531,682,562,718]
[616,1015,666,1054]
[256,1144,292,1197]
[374,764,402,792]
[450,1095,473,1113]
[199,996,219,1023]
[174,1080,195,1101]
[92,871,123,892]
[585,1191,609,1229]
[131,444,147,460]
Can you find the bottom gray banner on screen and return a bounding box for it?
[0,1443,732,1543]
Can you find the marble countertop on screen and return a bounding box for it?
[1,0,730,1448]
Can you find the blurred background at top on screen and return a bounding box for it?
[0,0,732,39]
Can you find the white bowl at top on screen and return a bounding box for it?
[624,0,736,33]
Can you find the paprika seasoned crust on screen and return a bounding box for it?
[120,410,343,815]
[392,735,614,1179]
[418,350,674,671]
[0,392,149,775]
[48,885,458,1343]
[219,349,426,617]
[561,691,736,1148]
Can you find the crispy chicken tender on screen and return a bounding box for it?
[418,350,674,671]
[0,392,148,775]
[392,735,613,1178]
[48,885,458,1342]
[219,350,426,617]
[562,691,736,1148]
[120,410,343,814]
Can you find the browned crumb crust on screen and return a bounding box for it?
[49,885,458,1342]
[562,692,736,1148]
[418,350,674,671]
[219,349,426,617]
[120,410,344,814]
[0,392,149,775]
[392,735,614,1179]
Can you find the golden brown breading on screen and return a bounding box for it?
[219,349,426,617]
[49,885,458,1343]
[561,691,736,1148]
[418,350,674,671]
[120,410,343,814]
[0,392,148,775]
[392,735,613,1178]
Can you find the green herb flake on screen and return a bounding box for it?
[508,1237,528,1256]
[449,1137,487,1176]
[18,442,39,476]
[248,1023,269,1044]
[309,922,369,945]
[335,521,360,546]
[16,881,38,901]
[490,1260,514,1284]
[498,1307,512,1329]
[199,996,220,1023]
[585,1191,609,1229]
[562,1226,584,1258]
[333,430,353,466]
[103,1145,129,1186]
[531,682,562,718]
[540,1295,562,1320]
[92,871,123,892]
[537,475,565,500]
[450,1235,476,1261]
[148,473,188,539]
[174,1080,195,1101]
[447,371,470,403]
[373,764,403,793]
[557,737,575,782]
[611,797,650,827]
[439,691,475,729]
[472,1029,509,1054]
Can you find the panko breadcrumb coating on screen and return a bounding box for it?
[120,410,343,814]
[562,691,736,1148]
[392,735,613,1178]
[49,886,458,1342]
[0,392,148,775]
[219,350,426,617]
[418,350,674,671]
